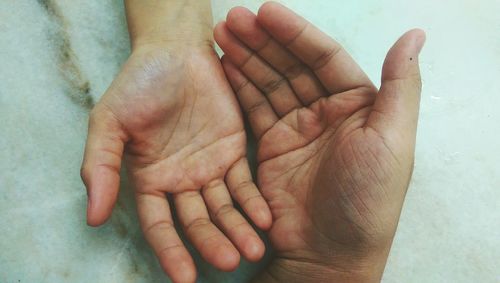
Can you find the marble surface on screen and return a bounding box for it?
[0,0,499,282]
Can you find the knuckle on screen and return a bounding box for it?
[262,77,285,94]
[214,204,235,220]
[242,195,263,208]
[312,46,341,70]
[283,63,306,80]
[246,99,268,115]
[235,80,250,94]
[185,217,211,233]
[232,180,253,194]
[145,220,174,235]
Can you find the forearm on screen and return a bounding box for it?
[124,0,213,50]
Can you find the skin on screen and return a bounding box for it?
[80,1,272,282]
[215,2,426,282]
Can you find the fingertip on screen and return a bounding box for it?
[86,193,115,227]
[411,28,427,54]
[246,197,273,231]
[382,29,429,83]
[162,253,197,283]
[86,214,103,227]
[256,206,273,231]
[256,2,306,45]
[407,28,426,41]
[86,209,111,227]
[175,266,197,283]
[226,7,270,50]
[86,199,105,227]
[257,1,281,20]
[227,6,251,23]
[395,29,427,57]
[404,29,426,55]
[85,167,120,227]
[227,6,256,29]
[242,236,266,262]
[214,20,226,32]
[213,21,227,42]
[214,244,240,272]
[86,188,105,227]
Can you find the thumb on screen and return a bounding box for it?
[81,106,127,226]
[367,29,426,146]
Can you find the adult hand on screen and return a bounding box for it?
[81,2,271,282]
[216,2,425,282]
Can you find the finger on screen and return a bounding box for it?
[226,6,327,105]
[215,21,302,116]
[366,29,426,147]
[174,191,240,271]
[136,193,196,283]
[221,56,278,139]
[81,107,127,226]
[226,158,272,230]
[201,179,266,262]
[257,2,375,94]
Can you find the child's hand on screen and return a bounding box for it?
[81,43,271,282]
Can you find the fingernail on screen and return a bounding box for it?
[246,237,265,261]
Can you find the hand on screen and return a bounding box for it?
[215,2,425,282]
[80,42,272,282]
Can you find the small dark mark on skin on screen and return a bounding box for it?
[410,57,413,61]
[37,0,94,109]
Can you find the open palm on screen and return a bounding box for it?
[216,3,425,280]
[81,45,271,282]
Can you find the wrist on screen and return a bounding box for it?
[254,252,389,283]
[125,0,213,51]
